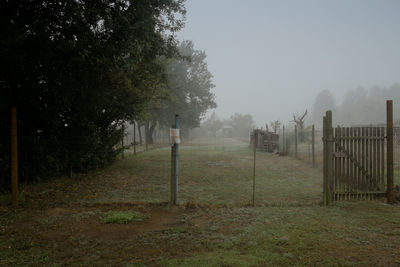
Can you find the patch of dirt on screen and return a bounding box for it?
[38,203,182,242]
[46,207,76,217]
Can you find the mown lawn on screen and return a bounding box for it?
[0,138,399,266]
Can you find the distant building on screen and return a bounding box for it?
[222,125,232,138]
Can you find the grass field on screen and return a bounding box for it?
[1,138,400,266]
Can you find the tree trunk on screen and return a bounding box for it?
[138,123,143,145]
[145,121,156,145]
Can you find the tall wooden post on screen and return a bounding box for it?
[326,110,333,204]
[387,100,394,203]
[294,125,298,158]
[11,107,18,207]
[312,124,315,167]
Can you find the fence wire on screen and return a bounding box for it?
[394,127,400,185]
[278,125,323,169]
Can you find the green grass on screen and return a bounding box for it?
[0,190,26,205]
[1,137,400,266]
[102,211,143,224]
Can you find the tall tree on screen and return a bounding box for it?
[228,113,255,138]
[310,90,336,127]
[0,0,186,185]
[144,40,216,143]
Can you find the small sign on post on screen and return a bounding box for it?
[169,128,181,144]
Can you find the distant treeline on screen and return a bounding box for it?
[0,1,216,189]
[310,84,400,127]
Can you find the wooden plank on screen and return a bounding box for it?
[382,127,385,192]
[366,127,372,193]
[342,127,345,198]
[342,127,346,197]
[354,127,359,195]
[377,127,381,191]
[362,127,366,198]
[334,136,384,140]
[370,127,373,191]
[334,127,338,195]
[349,127,353,194]
[387,100,394,203]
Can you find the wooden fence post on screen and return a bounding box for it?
[326,110,333,204]
[312,124,315,167]
[387,100,394,203]
[11,107,18,207]
[323,111,334,205]
[294,125,298,158]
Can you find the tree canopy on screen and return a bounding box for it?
[0,0,187,186]
[310,84,400,127]
[142,40,216,143]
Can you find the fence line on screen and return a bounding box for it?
[279,124,321,168]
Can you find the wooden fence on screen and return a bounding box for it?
[323,102,396,204]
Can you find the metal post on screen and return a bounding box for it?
[170,124,174,204]
[387,100,394,203]
[282,125,285,154]
[312,124,315,167]
[252,129,257,207]
[295,125,298,158]
[171,115,179,205]
[11,107,18,207]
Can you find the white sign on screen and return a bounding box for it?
[169,128,181,144]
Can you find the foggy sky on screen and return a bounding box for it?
[177,0,400,126]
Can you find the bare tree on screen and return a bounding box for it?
[292,110,308,130]
[270,120,281,133]
[292,110,308,142]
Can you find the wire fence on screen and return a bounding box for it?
[122,123,171,155]
[277,125,323,169]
